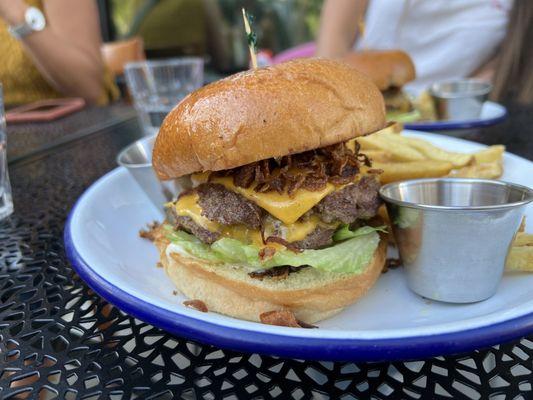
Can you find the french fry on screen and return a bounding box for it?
[372,160,454,183]
[358,128,506,183]
[345,125,399,152]
[377,204,390,225]
[376,205,395,244]
[506,247,533,271]
[355,122,403,152]
[473,145,505,164]
[415,90,437,121]
[377,133,429,161]
[519,217,526,232]
[506,232,533,272]
[357,134,426,161]
[364,150,394,163]
[513,232,533,247]
[396,136,473,167]
[389,122,403,134]
[356,136,383,151]
[447,145,504,178]
[448,162,503,179]
[377,122,403,135]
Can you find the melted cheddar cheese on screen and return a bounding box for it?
[174,193,219,232]
[191,173,335,225]
[174,192,326,247]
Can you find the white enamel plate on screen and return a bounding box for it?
[65,131,533,361]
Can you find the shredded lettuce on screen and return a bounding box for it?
[165,224,384,274]
[333,224,387,241]
[165,229,222,262]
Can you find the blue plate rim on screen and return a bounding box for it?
[64,165,533,362]
[404,101,507,131]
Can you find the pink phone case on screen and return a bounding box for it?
[6,98,86,123]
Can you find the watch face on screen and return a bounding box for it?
[26,7,46,31]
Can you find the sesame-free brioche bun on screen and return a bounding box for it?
[343,50,416,91]
[155,230,387,324]
[152,58,386,180]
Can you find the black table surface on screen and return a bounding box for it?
[6,101,137,165]
[0,103,532,399]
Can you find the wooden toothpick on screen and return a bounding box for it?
[358,17,366,38]
[242,8,258,69]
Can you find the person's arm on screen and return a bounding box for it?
[316,0,368,58]
[0,0,106,104]
[471,53,499,82]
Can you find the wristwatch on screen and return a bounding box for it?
[8,6,46,39]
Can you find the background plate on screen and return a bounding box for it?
[405,101,507,131]
[65,131,533,361]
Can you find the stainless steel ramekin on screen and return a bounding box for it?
[116,135,189,212]
[380,178,533,303]
[429,80,492,120]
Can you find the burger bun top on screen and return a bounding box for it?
[153,58,386,180]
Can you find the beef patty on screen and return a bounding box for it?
[291,226,336,249]
[166,208,220,244]
[168,204,334,249]
[197,183,263,229]
[314,175,381,224]
[166,176,379,248]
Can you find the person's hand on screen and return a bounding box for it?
[0,0,28,26]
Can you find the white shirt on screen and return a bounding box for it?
[355,0,513,94]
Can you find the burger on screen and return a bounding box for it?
[150,58,387,325]
[343,50,418,122]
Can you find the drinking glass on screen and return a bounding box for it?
[0,85,14,220]
[125,58,204,136]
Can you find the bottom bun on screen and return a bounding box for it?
[155,234,386,324]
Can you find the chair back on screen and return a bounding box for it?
[101,36,146,76]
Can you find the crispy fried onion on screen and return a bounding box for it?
[248,265,308,280]
[259,310,318,328]
[210,141,371,196]
[258,246,277,261]
[139,221,161,242]
[183,299,208,312]
[264,236,303,253]
[382,258,403,274]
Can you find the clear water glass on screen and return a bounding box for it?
[124,58,204,136]
[0,85,14,220]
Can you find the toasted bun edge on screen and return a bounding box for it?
[156,235,387,324]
